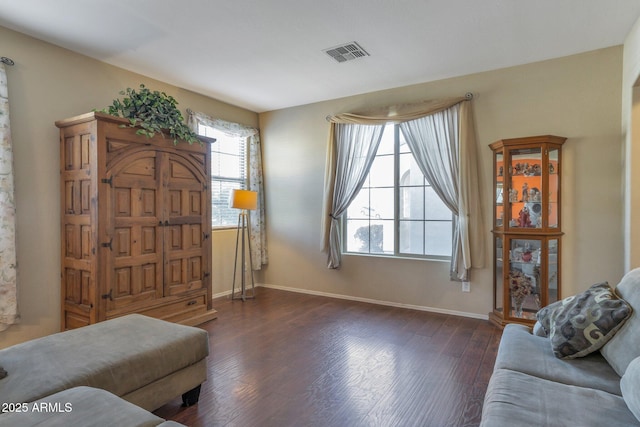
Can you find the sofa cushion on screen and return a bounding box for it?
[621,357,640,422]
[480,369,639,427]
[536,281,607,334]
[0,314,209,405]
[494,324,622,395]
[602,268,640,376]
[0,386,183,427]
[536,282,632,359]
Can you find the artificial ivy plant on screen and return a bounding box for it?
[102,84,199,145]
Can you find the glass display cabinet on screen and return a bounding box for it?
[489,135,566,327]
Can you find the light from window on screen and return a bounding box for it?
[198,124,247,227]
[344,124,452,259]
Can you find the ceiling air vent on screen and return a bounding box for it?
[323,42,370,63]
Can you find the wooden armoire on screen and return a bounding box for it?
[56,112,217,330]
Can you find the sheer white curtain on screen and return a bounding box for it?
[400,103,480,281]
[188,111,268,270]
[0,62,19,331]
[321,123,384,268]
[323,96,484,278]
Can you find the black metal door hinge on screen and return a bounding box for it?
[101,177,113,187]
[101,289,113,301]
[101,238,113,251]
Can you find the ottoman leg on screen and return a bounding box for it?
[181,385,202,407]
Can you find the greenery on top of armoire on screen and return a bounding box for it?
[101,84,199,145]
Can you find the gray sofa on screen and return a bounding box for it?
[481,268,640,426]
[0,314,210,426]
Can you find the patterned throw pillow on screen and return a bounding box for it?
[535,282,633,359]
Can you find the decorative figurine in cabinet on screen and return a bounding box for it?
[489,135,566,327]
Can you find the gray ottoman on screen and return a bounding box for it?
[0,314,209,411]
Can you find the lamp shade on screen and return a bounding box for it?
[229,189,258,210]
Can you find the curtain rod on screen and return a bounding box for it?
[1,57,14,66]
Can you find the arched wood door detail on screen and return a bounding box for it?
[104,149,208,315]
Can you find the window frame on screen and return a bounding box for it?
[197,124,248,230]
[342,124,453,261]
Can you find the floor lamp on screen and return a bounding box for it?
[230,189,258,301]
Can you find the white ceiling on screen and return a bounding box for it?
[1,1,640,113]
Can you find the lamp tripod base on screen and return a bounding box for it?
[231,210,256,302]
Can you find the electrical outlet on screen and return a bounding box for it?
[462,281,471,292]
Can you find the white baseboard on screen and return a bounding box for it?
[255,283,489,321]
[211,289,234,300]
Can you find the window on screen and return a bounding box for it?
[198,124,247,227]
[344,123,452,259]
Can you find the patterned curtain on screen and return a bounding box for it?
[187,110,268,270]
[0,62,19,331]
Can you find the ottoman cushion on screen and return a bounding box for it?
[0,314,208,405]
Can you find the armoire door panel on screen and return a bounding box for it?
[109,263,160,310]
[80,134,91,169]
[81,271,91,306]
[141,263,157,292]
[65,225,77,258]
[62,132,92,171]
[169,160,197,181]
[63,223,92,260]
[189,191,202,215]
[115,267,132,296]
[189,256,202,282]
[139,189,156,216]
[80,180,91,214]
[167,259,184,287]
[64,268,93,308]
[168,190,182,216]
[114,228,132,257]
[189,224,202,249]
[114,188,132,217]
[81,225,92,259]
[120,156,156,178]
[64,181,75,214]
[65,268,81,304]
[64,137,76,171]
[141,226,157,254]
[162,153,208,297]
[167,225,182,250]
[106,152,164,315]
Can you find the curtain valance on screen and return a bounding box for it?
[187,110,259,138]
[326,96,467,125]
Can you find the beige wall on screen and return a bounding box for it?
[258,47,625,318]
[623,16,640,271]
[0,26,258,348]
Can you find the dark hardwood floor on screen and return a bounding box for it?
[154,287,502,427]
